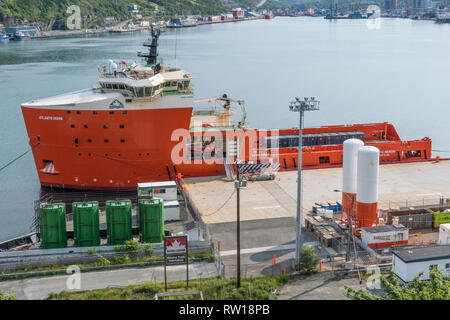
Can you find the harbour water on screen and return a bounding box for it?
[1,17,450,242]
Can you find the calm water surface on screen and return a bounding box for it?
[1,17,450,241]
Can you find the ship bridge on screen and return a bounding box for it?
[97,62,193,100]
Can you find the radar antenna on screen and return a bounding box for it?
[138,26,160,67]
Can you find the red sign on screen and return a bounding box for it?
[164,236,187,266]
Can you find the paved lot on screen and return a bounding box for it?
[0,261,218,300]
[277,272,368,300]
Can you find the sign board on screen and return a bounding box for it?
[164,235,188,290]
[164,235,188,265]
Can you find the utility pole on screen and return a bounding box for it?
[289,97,320,264]
[346,197,354,264]
[236,165,241,288]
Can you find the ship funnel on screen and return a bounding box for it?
[342,138,364,220]
[356,146,380,228]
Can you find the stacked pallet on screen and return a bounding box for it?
[305,215,342,247]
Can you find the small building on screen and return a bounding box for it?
[138,181,177,201]
[392,245,450,282]
[439,223,450,245]
[361,224,409,248]
[5,26,37,37]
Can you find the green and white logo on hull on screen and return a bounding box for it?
[109,99,124,109]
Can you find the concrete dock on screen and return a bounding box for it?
[184,160,450,225]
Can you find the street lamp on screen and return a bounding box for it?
[235,162,247,288]
[289,96,320,264]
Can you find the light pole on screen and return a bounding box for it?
[235,163,247,288]
[289,96,320,264]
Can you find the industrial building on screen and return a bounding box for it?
[392,245,450,282]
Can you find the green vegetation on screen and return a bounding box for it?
[0,251,212,281]
[0,0,227,30]
[0,290,16,300]
[345,267,450,300]
[48,275,290,300]
[295,246,321,275]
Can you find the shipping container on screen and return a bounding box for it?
[39,202,67,249]
[72,201,100,247]
[106,200,132,245]
[138,181,177,201]
[138,198,164,243]
[397,213,433,229]
[433,211,450,228]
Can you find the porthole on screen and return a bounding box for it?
[67,111,71,114]
[104,139,109,143]
[71,124,75,128]
[120,125,125,128]
[122,111,127,114]
[84,125,88,128]
[93,111,98,115]
[76,111,81,115]
[120,139,125,143]
[74,138,79,144]
[104,125,108,129]
[88,139,92,143]
[109,111,114,115]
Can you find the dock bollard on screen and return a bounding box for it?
[282,265,285,275]
[319,260,322,272]
[436,156,440,163]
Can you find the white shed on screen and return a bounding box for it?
[138,181,178,201]
[439,223,450,245]
[392,245,450,282]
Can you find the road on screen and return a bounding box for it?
[0,261,218,300]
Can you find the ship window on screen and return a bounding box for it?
[122,111,127,114]
[135,87,144,97]
[119,84,125,90]
[77,111,81,114]
[104,139,109,143]
[164,82,171,87]
[112,84,119,90]
[74,138,79,144]
[139,153,142,156]
[183,80,190,89]
[145,87,152,96]
[120,139,125,143]
[120,125,124,128]
[171,81,177,86]
[67,111,71,114]
[88,139,92,143]
[104,125,108,129]
[71,124,75,128]
[84,125,88,128]
[106,83,112,89]
[37,136,40,141]
[93,111,98,115]
[319,156,330,164]
[109,111,114,114]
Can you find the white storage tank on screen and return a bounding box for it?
[356,146,380,228]
[342,138,364,220]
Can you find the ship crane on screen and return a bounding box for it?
[194,94,247,129]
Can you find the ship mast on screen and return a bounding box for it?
[138,26,160,67]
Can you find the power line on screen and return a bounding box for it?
[0,148,32,173]
[202,189,236,217]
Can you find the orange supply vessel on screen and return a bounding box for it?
[21,28,433,190]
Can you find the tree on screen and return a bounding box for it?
[0,290,17,300]
[345,267,450,300]
[296,246,321,275]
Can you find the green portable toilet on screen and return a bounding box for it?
[39,202,67,249]
[72,201,100,247]
[138,198,164,243]
[106,200,132,245]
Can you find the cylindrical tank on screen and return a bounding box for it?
[72,201,100,247]
[342,138,364,219]
[106,200,132,245]
[39,202,67,249]
[356,146,380,228]
[138,198,164,243]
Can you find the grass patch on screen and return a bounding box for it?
[48,275,290,300]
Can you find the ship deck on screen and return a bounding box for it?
[182,160,450,225]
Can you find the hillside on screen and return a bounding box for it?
[0,0,228,30]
